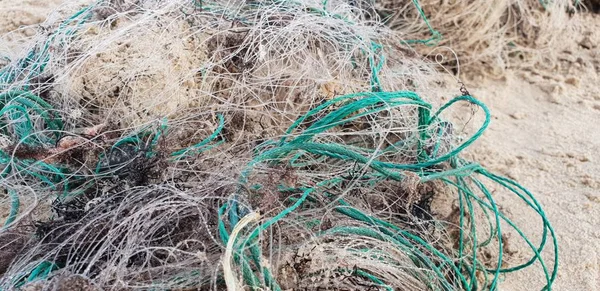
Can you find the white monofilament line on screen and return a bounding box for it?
[223,211,261,291]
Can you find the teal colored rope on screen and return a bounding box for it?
[2,189,19,228]
[404,0,442,45]
[171,113,225,160]
[221,88,556,290]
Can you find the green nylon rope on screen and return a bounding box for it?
[218,88,557,290]
[2,189,19,228]
[404,0,442,45]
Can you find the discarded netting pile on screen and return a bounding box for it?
[0,0,556,290]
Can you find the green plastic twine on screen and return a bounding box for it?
[404,0,442,45]
[221,88,555,290]
[171,113,225,160]
[2,189,19,228]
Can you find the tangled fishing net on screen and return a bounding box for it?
[0,0,557,290]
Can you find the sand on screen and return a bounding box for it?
[0,1,598,290]
[0,0,65,35]
[465,13,600,290]
[459,13,600,290]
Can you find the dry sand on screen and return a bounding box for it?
[0,0,65,35]
[464,13,600,290]
[0,1,599,290]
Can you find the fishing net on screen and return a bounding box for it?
[0,0,557,290]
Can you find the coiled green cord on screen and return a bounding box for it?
[2,189,19,228]
[217,89,557,290]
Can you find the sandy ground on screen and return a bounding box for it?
[463,13,600,290]
[0,0,71,38]
[0,1,598,290]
